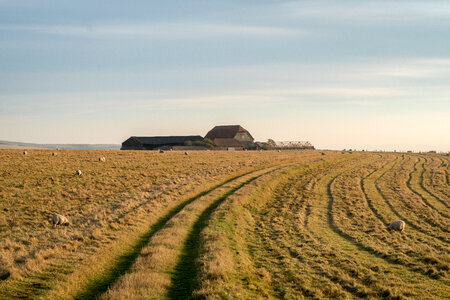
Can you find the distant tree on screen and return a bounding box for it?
[186,138,215,149]
[266,139,276,149]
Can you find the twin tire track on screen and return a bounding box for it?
[83,162,297,299]
[50,153,449,299]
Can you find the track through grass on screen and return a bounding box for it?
[167,173,267,299]
[74,170,257,299]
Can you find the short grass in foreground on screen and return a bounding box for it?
[0,150,448,299]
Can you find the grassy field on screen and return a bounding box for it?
[0,149,448,299]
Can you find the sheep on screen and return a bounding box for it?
[159,149,164,153]
[75,169,82,176]
[23,151,27,155]
[184,152,188,155]
[52,152,57,156]
[321,152,326,155]
[387,220,405,232]
[52,214,70,228]
[99,156,106,162]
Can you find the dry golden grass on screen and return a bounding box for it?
[1,150,448,299]
[0,149,317,298]
[191,153,449,299]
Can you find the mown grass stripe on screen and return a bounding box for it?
[406,157,450,219]
[373,157,450,244]
[73,170,257,300]
[167,172,269,299]
[421,157,450,209]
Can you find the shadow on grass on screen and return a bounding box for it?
[167,174,265,300]
[74,171,254,300]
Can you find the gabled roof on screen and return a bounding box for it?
[205,125,250,139]
[130,135,203,145]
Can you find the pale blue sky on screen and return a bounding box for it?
[1,1,449,151]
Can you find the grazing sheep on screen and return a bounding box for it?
[99,156,106,162]
[75,169,82,176]
[23,151,27,155]
[159,149,164,153]
[52,214,70,228]
[321,152,326,155]
[52,152,57,156]
[184,152,188,155]
[387,220,405,232]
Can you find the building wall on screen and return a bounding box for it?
[234,131,255,149]
[234,130,254,143]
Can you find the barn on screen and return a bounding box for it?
[205,125,256,150]
[121,136,203,150]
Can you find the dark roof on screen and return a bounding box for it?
[131,135,203,145]
[205,125,250,139]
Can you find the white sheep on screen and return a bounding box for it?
[159,149,164,153]
[75,169,82,176]
[185,152,188,155]
[387,220,405,232]
[23,151,27,155]
[52,214,70,228]
[99,156,106,162]
[52,152,57,156]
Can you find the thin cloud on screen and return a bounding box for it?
[340,100,381,106]
[281,1,450,22]
[0,23,308,39]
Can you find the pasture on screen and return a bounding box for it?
[0,149,448,299]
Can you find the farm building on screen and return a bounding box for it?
[273,141,315,150]
[121,136,203,150]
[205,125,256,150]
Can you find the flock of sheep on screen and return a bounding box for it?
[22,150,408,233]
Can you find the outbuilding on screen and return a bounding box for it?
[121,136,203,150]
[205,125,256,150]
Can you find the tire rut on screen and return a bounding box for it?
[73,167,266,300]
[99,163,291,299]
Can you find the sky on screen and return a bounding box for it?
[0,0,449,151]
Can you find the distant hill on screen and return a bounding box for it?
[0,140,121,150]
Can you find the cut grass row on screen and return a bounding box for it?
[375,155,449,243]
[99,165,283,299]
[421,157,450,207]
[0,149,321,299]
[407,156,449,217]
[85,154,331,299]
[2,151,447,298]
[193,154,369,298]
[190,153,449,298]
[330,157,449,280]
